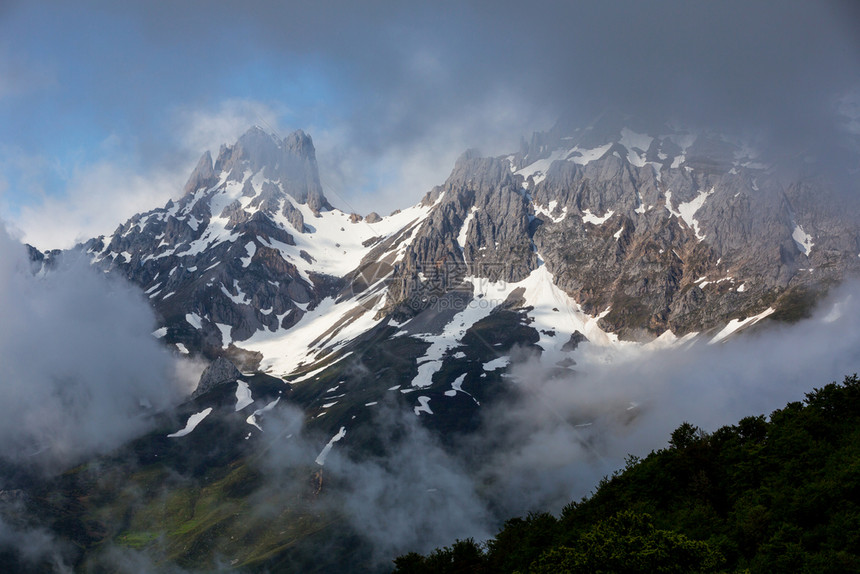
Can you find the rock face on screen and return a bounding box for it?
[367,114,860,337]
[193,357,242,398]
[22,114,860,574]
[183,150,217,196]
[383,151,537,317]
[209,127,329,213]
[26,244,61,274]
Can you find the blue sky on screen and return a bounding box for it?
[1,1,857,248]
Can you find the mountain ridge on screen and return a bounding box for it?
[41,118,856,371]
[10,116,860,573]
[26,118,850,445]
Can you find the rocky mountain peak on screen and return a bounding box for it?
[183,150,216,196]
[208,127,328,211]
[283,129,316,160]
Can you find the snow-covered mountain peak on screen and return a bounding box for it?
[75,126,448,366]
[188,126,330,213]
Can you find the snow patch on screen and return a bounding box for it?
[413,396,433,416]
[567,143,613,165]
[167,408,213,438]
[235,381,253,411]
[534,200,568,223]
[315,426,347,466]
[215,322,232,348]
[581,209,614,225]
[444,373,480,404]
[241,241,257,267]
[185,313,203,330]
[220,282,250,305]
[620,129,653,168]
[246,397,280,431]
[457,207,477,253]
[709,307,776,345]
[444,373,468,397]
[515,149,568,184]
[666,188,714,240]
[483,356,510,371]
[620,128,654,155]
[792,224,814,256]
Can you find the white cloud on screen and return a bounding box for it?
[11,99,291,250]
[175,98,289,158]
[467,282,860,517]
[10,93,548,249]
[314,91,552,215]
[0,223,187,472]
[15,160,182,250]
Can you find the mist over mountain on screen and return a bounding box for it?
[2,1,860,571]
[4,1,859,252]
[0,224,191,473]
[0,104,857,571]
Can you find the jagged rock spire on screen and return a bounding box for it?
[207,126,329,212]
[183,150,216,196]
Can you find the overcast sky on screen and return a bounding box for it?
[0,0,858,248]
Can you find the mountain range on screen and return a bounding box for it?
[9,112,860,572]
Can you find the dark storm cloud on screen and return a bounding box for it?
[15,0,858,158]
[141,1,860,211]
[127,0,859,144]
[3,0,857,228]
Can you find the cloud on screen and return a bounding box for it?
[4,2,859,241]
[205,280,860,566]
[245,282,860,564]
[79,544,197,574]
[329,407,492,561]
[174,99,290,163]
[8,99,293,250]
[148,0,860,208]
[3,275,851,566]
[13,158,182,250]
[314,90,552,215]
[227,282,860,564]
[0,223,188,472]
[144,0,857,153]
[241,400,491,566]
[464,282,860,517]
[0,513,74,573]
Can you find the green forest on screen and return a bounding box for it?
[394,374,860,573]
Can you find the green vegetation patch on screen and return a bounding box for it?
[397,374,860,574]
[116,530,160,549]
